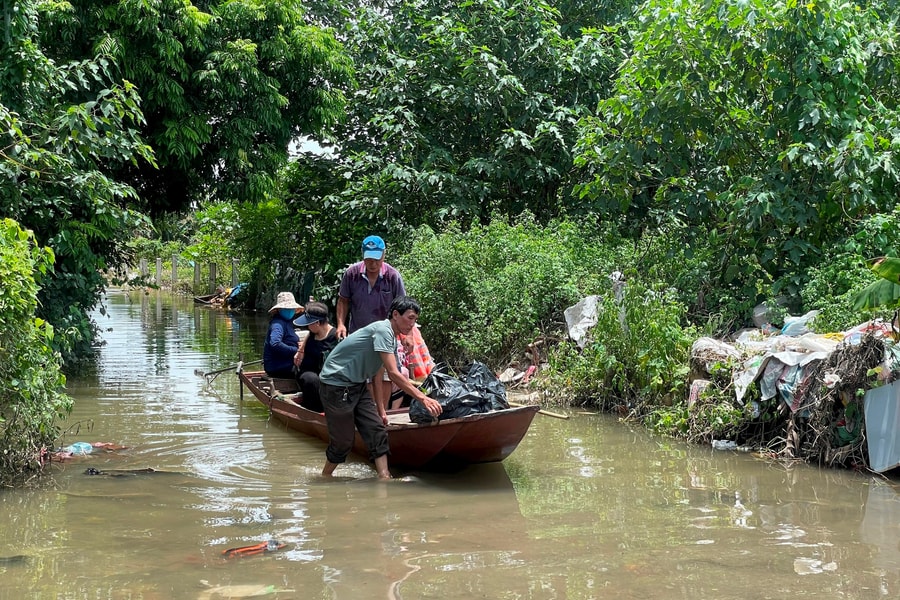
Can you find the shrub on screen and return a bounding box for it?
[0,219,73,485]
[801,252,888,333]
[539,278,696,411]
[393,215,615,367]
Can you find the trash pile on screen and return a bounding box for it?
[689,312,900,473]
[409,362,510,424]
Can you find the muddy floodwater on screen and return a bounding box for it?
[1,290,899,599]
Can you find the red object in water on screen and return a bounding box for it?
[222,540,285,559]
[91,442,129,451]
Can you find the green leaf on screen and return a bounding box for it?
[867,256,900,284]
[852,279,900,311]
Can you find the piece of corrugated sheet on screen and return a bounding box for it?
[864,379,900,473]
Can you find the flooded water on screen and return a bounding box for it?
[1,290,899,599]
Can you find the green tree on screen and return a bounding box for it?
[39,0,355,213]
[0,219,72,485]
[1,0,156,359]
[575,0,900,311]
[308,0,621,232]
[552,0,638,38]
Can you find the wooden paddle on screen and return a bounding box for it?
[508,400,569,420]
[194,359,262,378]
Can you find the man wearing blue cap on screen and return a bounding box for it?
[335,235,407,340]
[336,235,408,411]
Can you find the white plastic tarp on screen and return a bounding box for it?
[733,350,829,405]
[564,295,600,349]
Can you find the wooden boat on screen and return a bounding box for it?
[193,292,223,304]
[194,283,247,307]
[237,370,539,469]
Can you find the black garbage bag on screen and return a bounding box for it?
[408,362,508,424]
[460,361,509,411]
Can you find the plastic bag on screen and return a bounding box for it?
[781,310,820,336]
[460,361,509,410]
[64,442,93,455]
[408,362,508,423]
[409,370,488,423]
[564,295,600,348]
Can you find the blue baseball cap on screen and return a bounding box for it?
[362,235,385,260]
[294,312,326,327]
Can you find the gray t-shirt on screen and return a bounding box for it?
[319,319,397,386]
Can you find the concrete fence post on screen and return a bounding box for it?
[209,262,217,294]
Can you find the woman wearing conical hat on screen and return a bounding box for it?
[263,291,303,379]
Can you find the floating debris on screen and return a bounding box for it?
[198,580,294,599]
[221,540,286,559]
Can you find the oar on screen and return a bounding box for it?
[508,400,569,420]
[194,359,262,378]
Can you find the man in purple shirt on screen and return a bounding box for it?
[336,235,407,408]
[335,235,407,340]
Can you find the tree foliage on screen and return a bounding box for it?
[0,0,356,363]
[575,0,900,304]
[1,0,156,358]
[38,0,356,213]
[306,0,621,232]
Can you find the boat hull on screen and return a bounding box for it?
[238,370,538,470]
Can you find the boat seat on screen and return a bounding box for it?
[386,412,413,425]
[259,376,300,396]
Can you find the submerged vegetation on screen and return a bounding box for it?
[6,0,900,481]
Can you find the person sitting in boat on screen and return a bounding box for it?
[291,301,338,413]
[263,291,302,379]
[389,325,435,409]
[318,296,443,479]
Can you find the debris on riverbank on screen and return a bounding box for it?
[689,321,900,474]
[532,293,900,475]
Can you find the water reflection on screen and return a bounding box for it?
[1,291,900,599]
[861,482,900,575]
[294,463,529,599]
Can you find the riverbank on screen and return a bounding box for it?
[524,316,900,477]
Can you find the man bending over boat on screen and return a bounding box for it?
[318,296,442,479]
